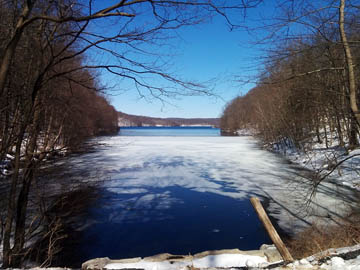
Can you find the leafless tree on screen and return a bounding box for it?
[0,0,261,267]
[223,0,360,145]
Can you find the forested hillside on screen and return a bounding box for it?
[221,1,360,151]
[118,111,220,127]
[0,5,119,150]
[0,2,118,267]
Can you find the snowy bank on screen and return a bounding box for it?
[81,244,360,270]
[82,245,280,270]
[267,244,360,270]
[5,246,360,269]
[104,254,266,270]
[265,131,360,192]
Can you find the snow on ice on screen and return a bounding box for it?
[60,135,360,234]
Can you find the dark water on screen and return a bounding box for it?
[58,187,272,267]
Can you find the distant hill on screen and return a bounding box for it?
[118,111,220,127]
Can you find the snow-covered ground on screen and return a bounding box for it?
[0,143,68,178]
[270,137,360,191]
[254,133,360,270]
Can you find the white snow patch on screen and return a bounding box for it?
[105,254,267,270]
[192,253,266,268]
[270,135,360,192]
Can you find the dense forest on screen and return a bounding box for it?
[221,0,360,152]
[118,111,220,127]
[0,1,120,267]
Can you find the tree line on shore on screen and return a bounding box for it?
[221,0,360,152]
[118,111,220,127]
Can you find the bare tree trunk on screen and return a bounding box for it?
[2,89,42,267]
[324,122,329,149]
[315,117,322,144]
[11,168,34,267]
[9,90,42,267]
[336,113,345,147]
[0,0,35,96]
[349,115,359,149]
[339,0,360,130]
[2,126,25,267]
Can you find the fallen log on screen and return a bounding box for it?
[250,197,293,263]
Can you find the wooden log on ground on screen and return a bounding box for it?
[250,197,293,262]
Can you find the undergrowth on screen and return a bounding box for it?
[287,221,360,259]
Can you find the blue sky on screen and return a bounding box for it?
[92,2,272,118]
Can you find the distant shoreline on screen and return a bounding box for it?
[118,111,220,128]
[119,125,218,128]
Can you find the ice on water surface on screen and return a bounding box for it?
[62,135,359,234]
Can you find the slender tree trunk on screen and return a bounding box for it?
[2,88,42,267]
[0,0,35,96]
[315,118,322,144]
[324,122,329,149]
[2,127,25,268]
[10,92,42,267]
[349,115,358,149]
[0,104,10,161]
[11,164,35,267]
[336,113,345,147]
[339,0,360,130]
